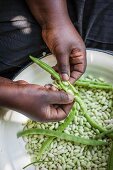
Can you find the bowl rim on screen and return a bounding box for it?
[13,48,113,80]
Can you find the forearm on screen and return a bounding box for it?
[26,0,71,28]
[0,76,13,84]
[0,77,17,108]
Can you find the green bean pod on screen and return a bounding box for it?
[76,79,113,86]
[17,128,107,146]
[37,103,77,160]
[29,56,79,159]
[75,95,113,139]
[23,161,49,169]
[75,80,113,90]
[96,129,113,139]
[30,56,61,81]
[107,142,113,170]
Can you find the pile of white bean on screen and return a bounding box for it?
[23,76,113,170]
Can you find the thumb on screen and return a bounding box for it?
[47,90,74,104]
[56,53,70,81]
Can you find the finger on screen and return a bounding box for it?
[44,84,58,91]
[53,104,59,109]
[69,48,86,83]
[15,80,29,84]
[47,90,74,104]
[69,71,82,83]
[69,63,85,83]
[73,63,85,73]
[44,84,52,88]
[70,48,85,64]
[61,102,74,115]
[70,56,84,65]
[51,86,58,91]
[56,53,70,81]
[52,65,59,72]
[50,102,74,121]
[70,48,86,59]
[49,106,67,121]
[70,49,84,58]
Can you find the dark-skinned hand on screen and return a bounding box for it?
[42,20,86,83]
[0,80,74,122]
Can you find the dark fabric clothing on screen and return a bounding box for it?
[67,0,113,47]
[0,0,113,79]
[0,0,49,78]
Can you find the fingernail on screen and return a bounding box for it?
[61,74,69,81]
[68,94,74,101]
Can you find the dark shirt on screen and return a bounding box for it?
[0,0,113,78]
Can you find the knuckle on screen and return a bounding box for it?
[80,53,84,60]
[72,48,80,54]
[59,92,68,102]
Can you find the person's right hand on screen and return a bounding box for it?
[0,80,74,122]
[26,0,86,83]
[42,19,86,83]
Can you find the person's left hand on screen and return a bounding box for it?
[3,80,74,122]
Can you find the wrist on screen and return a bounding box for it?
[0,79,17,108]
[42,16,71,30]
[26,0,71,29]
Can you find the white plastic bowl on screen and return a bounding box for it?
[0,49,113,170]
